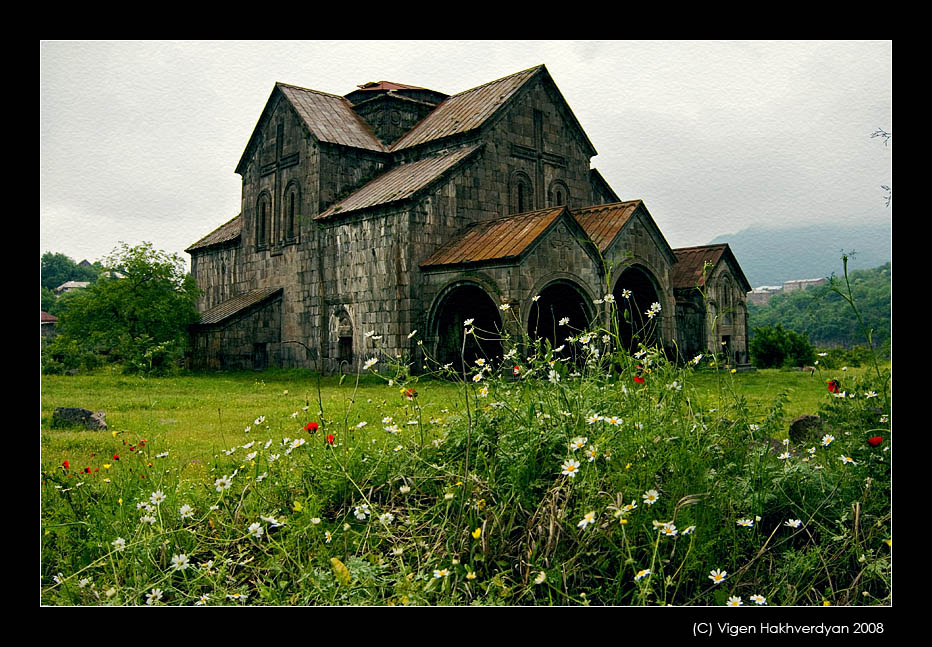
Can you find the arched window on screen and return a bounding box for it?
[549,180,569,207]
[283,181,301,243]
[256,193,271,249]
[510,170,534,214]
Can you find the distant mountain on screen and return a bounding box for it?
[708,220,892,288]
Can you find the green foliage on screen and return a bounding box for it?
[49,242,200,375]
[748,263,891,352]
[749,324,815,369]
[815,345,879,369]
[40,301,891,606]
[41,335,102,375]
[41,252,102,291]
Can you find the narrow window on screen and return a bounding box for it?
[517,182,526,213]
[259,201,267,247]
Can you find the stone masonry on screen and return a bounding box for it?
[186,65,753,372]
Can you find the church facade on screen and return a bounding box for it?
[186,65,751,373]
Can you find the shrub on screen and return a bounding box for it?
[749,324,815,368]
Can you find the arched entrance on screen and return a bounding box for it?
[613,266,662,352]
[528,281,593,353]
[431,283,503,372]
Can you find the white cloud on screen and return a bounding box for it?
[40,40,892,263]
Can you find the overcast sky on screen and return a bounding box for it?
[40,40,892,267]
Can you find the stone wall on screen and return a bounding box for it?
[603,209,678,346]
[188,296,282,371]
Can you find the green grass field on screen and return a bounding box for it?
[40,358,890,606]
[40,364,876,466]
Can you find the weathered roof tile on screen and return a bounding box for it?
[572,201,641,252]
[186,214,242,253]
[277,84,385,152]
[420,206,565,268]
[390,66,543,151]
[317,144,482,219]
[194,287,282,326]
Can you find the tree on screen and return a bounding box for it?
[52,242,200,373]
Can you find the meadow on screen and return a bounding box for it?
[40,329,891,606]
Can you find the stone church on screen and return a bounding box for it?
[186,65,751,373]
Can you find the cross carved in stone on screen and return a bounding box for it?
[511,110,566,209]
[260,122,300,247]
[548,226,574,263]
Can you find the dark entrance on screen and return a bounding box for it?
[432,284,503,372]
[528,281,592,353]
[252,343,268,371]
[613,266,661,352]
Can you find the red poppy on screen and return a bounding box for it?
[305,422,319,433]
[633,365,646,384]
[513,366,521,376]
[404,388,417,399]
[867,436,883,447]
[62,460,69,470]
[84,467,91,473]
[826,379,841,394]
[326,434,335,445]
[113,454,119,460]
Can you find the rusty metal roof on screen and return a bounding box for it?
[571,201,641,252]
[672,244,751,292]
[420,206,566,268]
[355,81,426,91]
[186,214,242,253]
[277,83,386,152]
[195,287,282,326]
[672,244,727,289]
[317,144,482,219]
[390,66,544,151]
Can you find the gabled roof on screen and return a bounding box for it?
[572,201,641,252]
[186,214,242,253]
[572,200,677,265]
[316,144,482,220]
[194,287,282,327]
[236,84,386,174]
[390,66,542,151]
[672,244,752,293]
[421,206,598,269]
[390,65,596,157]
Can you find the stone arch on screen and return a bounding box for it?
[613,264,663,352]
[428,280,503,372]
[548,179,569,207]
[527,278,595,354]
